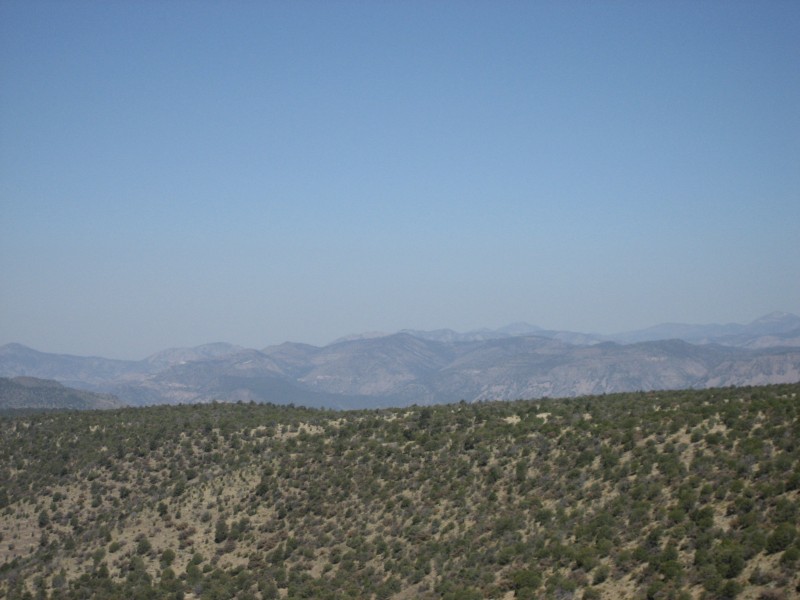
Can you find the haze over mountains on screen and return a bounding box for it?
[1,312,799,410]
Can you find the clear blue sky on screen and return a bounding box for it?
[1,1,798,359]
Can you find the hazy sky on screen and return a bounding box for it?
[1,2,798,359]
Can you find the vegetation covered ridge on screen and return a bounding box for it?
[1,384,799,599]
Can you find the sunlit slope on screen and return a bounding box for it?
[1,384,798,599]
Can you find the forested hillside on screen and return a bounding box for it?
[0,377,122,411]
[1,384,799,599]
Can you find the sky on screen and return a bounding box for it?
[1,1,799,359]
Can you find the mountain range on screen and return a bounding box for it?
[1,311,799,409]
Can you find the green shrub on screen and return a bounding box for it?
[766,523,796,554]
[780,545,800,567]
[592,565,609,585]
[160,548,176,567]
[713,540,745,579]
[136,537,152,555]
[511,568,542,591]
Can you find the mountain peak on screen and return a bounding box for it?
[496,322,542,336]
[0,343,37,354]
[752,311,798,323]
[747,311,800,335]
[330,332,389,344]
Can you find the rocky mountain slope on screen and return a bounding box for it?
[1,313,798,409]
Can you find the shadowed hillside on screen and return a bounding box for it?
[0,377,123,411]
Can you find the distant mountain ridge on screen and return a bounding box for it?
[357,311,800,348]
[1,312,798,409]
[611,311,800,345]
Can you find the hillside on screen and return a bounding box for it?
[0,377,123,411]
[0,344,153,390]
[1,384,798,599]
